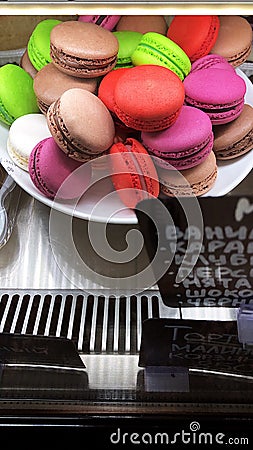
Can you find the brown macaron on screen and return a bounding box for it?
[50,21,119,78]
[211,16,253,67]
[158,151,217,197]
[20,49,38,79]
[34,63,98,114]
[213,103,253,160]
[115,15,168,35]
[47,88,115,162]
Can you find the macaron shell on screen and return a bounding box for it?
[213,103,253,159]
[190,53,235,73]
[20,50,38,79]
[113,31,143,68]
[50,21,119,78]
[78,15,121,30]
[29,137,91,199]
[0,64,39,126]
[210,16,253,66]
[114,65,185,131]
[141,105,214,170]
[47,88,115,161]
[159,151,218,197]
[109,137,159,208]
[34,63,98,114]
[7,113,51,170]
[167,15,220,62]
[115,15,168,35]
[27,19,62,71]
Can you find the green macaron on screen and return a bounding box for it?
[113,31,143,69]
[0,64,39,126]
[131,31,191,80]
[27,19,62,71]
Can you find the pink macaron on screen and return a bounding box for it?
[28,137,92,200]
[141,105,214,170]
[184,67,246,125]
[190,53,235,73]
[78,15,121,31]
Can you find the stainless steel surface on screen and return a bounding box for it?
[0,189,156,290]
[0,169,20,249]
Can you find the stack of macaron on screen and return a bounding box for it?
[1,14,252,205]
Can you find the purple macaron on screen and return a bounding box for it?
[141,105,214,170]
[78,15,121,31]
[29,137,92,200]
[184,67,246,125]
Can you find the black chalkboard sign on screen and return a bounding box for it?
[136,196,253,308]
[139,318,253,376]
[0,333,85,369]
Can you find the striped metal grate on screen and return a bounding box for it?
[0,290,160,354]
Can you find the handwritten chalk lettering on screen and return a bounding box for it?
[165,225,252,241]
[186,298,253,307]
[169,240,251,255]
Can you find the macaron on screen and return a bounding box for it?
[7,113,51,171]
[33,63,98,114]
[113,31,143,69]
[131,32,191,81]
[20,49,38,79]
[109,137,160,209]
[47,88,115,162]
[167,15,220,62]
[78,15,121,30]
[210,16,253,67]
[190,53,235,73]
[98,67,139,139]
[0,64,39,126]
[50,21,119,78]
[115,15,168,35]
[29,136,92,200]
[158,151,218,197]
[27,19,62,71]
[141,105,214,170]
[213,103,253,160]
[184,67,246,125]
[113,65,185,132]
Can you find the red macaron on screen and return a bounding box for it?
[113,65,185,132]
[167,15,220,63]
[109,137,160,209]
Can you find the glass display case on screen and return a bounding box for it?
[0,2,253,446]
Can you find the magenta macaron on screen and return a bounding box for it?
[184,67,246,125]
[141,105,214,170]
[190,53,235,73]
[29,137,92,200]
[78,15,121,30]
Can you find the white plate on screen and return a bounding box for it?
[0,68,252,224]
